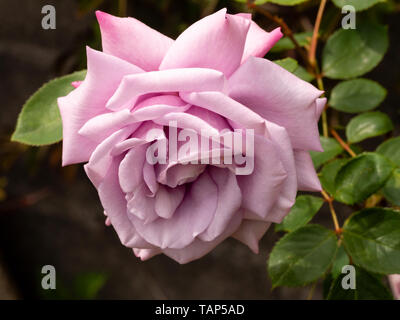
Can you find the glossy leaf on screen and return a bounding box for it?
[322,22,388,79]
[329,79,386,113]
[335,153,395,205]
[275,195,324,232]
[268,225,337,287]
[332,0,384,11]
[377,137,400,167]
[11,70,87,146]
[343,208,400,274]
[310,136,344,169]
[273,58,298,73]
[346,112,393,144]
[293,65,315,82]
[327,266,393,300]
[382,168,400,206]
[331,246,350,279]
[270,32,312,53]
[319,159,349,196]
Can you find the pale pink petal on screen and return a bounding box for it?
[160,9,250,76]
[163,209,243,264]
[294,150,322,191]
[96,11,173,71]
[229,56,324,151]
[84,126,134,188]
[198,167,242,242]
[58,47,142,165]
[154,185,185,219]
[131,170,218,249]
[180,91,267,135]
[97,158,154,249]
[236,13,283,62]
[389,274,400,300]
[133,248,161,261]
[233,219,271,254]
[236,134,288,221]
[106,68,226,111]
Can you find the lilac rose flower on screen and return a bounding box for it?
[58,9,326,263]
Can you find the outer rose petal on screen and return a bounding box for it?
[97,157,154,249]
[235,13,283,63]
[232,219,271,254]
[159,9,250,76]
[229,56,324,151]
[58,47,142,165]
[389,274,400,300]
[294,150,322,191]
[163,209,243,264]
[96,11,173,71]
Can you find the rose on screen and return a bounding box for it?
[58,9,326,264]
[389,275,400,299]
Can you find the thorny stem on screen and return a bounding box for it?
[246,1,314,73]
[321,190,341,233]
[309,0,327,67]
[307,280,318,300]
[330,129,357,158]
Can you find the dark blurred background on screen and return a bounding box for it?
[0,0,399,299]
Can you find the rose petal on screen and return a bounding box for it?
[106,68,226,111]
[198,167,242,242]
[233,219,271,254]
[235,13,283,63]
[229,56,324,151]
[159,9,250,76]
[131,170,218,249]
[96,11,173,71]
[294,150,322,191]
[58,47,142,165]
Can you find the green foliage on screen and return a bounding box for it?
[329,79,387,113]
[11,70,86,146]
[332,0,384,12]
[346,112,393,143]
[273,57,298,72]
[310,136,344,169]
[377,137,400,167]
[319,158,349,197]
[275,195,324,232]
[331,246,350,279]
[268,225,337,287]
[334,153,395,205]
[235,0,310,5]
[382,168,400,206]
[343,208,400,274]
[326,266,393,300]
[322,21,388,79]
[270,32,312,53]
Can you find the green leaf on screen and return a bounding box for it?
[332,0,384,11]
[73,272,107,300]
[327,266,393,300]
[335,153,395,205]
[11,70,87,146]
[273,58,298,73]
[310,136,344,169]
[275,196,324,232]
[331,246,350,279]
[382,168,400,206]
[343,208,400,274]
[322,21,388,79]
[268,225,338,287]
[377,137,400,167]
[237,0,310,5]
[329,79,387,113]
[346,112,393,144]
[270,32,312,53]
[293,65,315,82]
[319,158,349,196]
